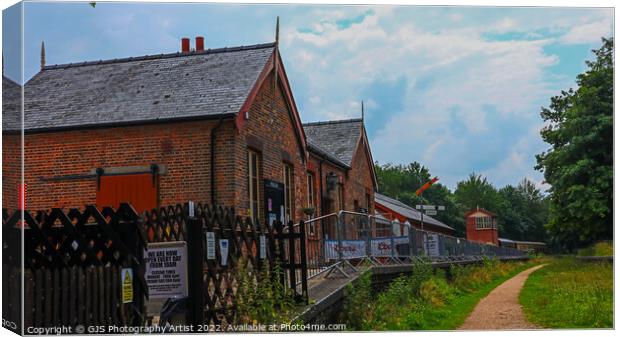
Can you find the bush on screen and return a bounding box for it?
[342,271,374,330]
[235,257,296,324]
[419,277,454,307]
[577,241,613,256]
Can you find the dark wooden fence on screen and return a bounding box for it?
[3,202,308,332]
[142,203,308,326]
[2,204,147,333]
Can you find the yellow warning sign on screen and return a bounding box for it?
[121,268,133,304]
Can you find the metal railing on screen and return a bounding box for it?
[301,210,527,281]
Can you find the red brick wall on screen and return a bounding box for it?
[3,119,237,211]
[306,134,377,239]
[234,72,308,223]
[2,134,21,210]
[307,154,346,238]
[465,215,499,245]
[346,136,375,214]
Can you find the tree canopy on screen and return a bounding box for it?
[535,37,613,250]
[375,163,547,240]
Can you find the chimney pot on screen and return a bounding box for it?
[195,36,204,52]
[181,37,190,53]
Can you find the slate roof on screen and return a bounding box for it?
[2,76,22,131]
[374,193,454,232]
[3,43,275,132]
[303,118,363,166]
[306,139,350,169]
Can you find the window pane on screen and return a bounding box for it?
[248,150,261,220]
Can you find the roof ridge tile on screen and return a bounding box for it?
[43,42,276,70]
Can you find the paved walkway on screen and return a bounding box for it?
[458,264,546,330]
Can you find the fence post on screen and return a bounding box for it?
[390,221,396,259]
[298,220,309,304]
[287,221,297,297]
[408,224,415,257]
[336,212,343,262]
[366,215,372,259]
[186,215,204,326]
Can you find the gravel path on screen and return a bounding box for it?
[458,264,546,330]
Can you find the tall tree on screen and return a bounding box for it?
[497,179,549,242]
[453,173,502,212]
[535,37,613,250]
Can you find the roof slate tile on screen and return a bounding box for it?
[3,43,275,132]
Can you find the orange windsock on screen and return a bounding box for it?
[415,177,439,196]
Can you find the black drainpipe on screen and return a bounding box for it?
[318,158,324,216]
[318,158,325,239]
[211,118,225,205]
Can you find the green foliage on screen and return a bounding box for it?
[419,276,454,307]
[496,179,549,242]
[535,38,613,250]
[454,173,503,212]
[235,257,295,325]
[577,241,613,256]
[375,162,548,241]
[342,260,534,330]
[520,258,613,328]
[342,271,374,330]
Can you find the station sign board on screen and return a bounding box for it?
[144,241,188,299]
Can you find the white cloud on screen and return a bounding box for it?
[281,7,612,188]
[560,20,612,44]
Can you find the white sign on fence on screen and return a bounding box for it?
[188,201,195,218]
[370,238,392,257]
[206,232,216,260]
[219,239,229,266]
[143,241,188,299]
[259,235,267,259]
[324,240,366,259]
[424,233,440,257]
[393,236,410,257]
[425,210,437,216]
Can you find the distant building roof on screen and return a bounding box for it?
[499,238,545,246]
[374,192,454,232]
[303,118,364,166]
[3,43,276,132]
[498,237,516,243]
[514,240,546,246]
[464,207,496,217]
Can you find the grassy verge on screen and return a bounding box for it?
[520,257,613,328]
[417,264,532,330]
[577,241,613,256]
[341,258,539,330]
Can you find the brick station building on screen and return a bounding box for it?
[303,118,378,238]
[464,207,499,245]
[2,37,377,226]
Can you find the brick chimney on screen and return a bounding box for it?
[195,36,204,52]
[181,37,190,53]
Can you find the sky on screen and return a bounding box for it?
[2,1,614,190]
